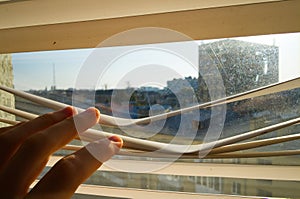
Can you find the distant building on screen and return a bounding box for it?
[0,54,15,127]
[166,76,199,106]
[139,86,160,92]
[167,76,198,94]
[198,39,279,102]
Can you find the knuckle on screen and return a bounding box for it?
[54,155,78,178]
[21,133,47,152]
[37,112,59,125]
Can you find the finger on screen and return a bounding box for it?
[0,123,25,170]
[27,136,123,199]
[0,122,26,135]
[0,125,18,135]
[2,106,75,142]
[0,107,75,167]
[0,107,99,198]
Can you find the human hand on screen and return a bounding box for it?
[0,107,123,198]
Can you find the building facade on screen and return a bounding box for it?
[198,39,279,103]
[0,54,15,127]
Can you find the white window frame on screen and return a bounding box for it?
[1,0,300,198]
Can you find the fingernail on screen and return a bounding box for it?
[82,107,100,122]
[74,108,100,134]
[86,137,122,163]
[108,135,123,148]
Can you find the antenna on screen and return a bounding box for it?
[52,63,56,91]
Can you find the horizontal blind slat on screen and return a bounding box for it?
[30,180,269,199]
[48,156,300,181]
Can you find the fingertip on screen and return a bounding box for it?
[62,106,76,117]
[86,107,100,122]
[108,135,123,148]
[85,137,122,163]
[94,108,100,121]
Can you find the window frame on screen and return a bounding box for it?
[1,0,300,198]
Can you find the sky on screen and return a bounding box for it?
[12,32,300,90]
[12,41,199,90]
[12,48,92,90]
